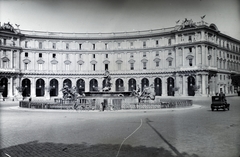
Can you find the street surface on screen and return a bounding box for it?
[0,96,240,157]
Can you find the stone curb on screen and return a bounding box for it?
[7,104,201,113]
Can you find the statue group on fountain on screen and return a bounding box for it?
[61,83,84,100]
[102,69,112,92]
[131,84,155,102]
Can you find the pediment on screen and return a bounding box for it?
[90,60,97,64]
[116,60,123,64]
[1,57,10,62]
[23,58,31,63]
[37,59,45,64]
[128,59,135,63]
[64,60,71,65]
[186,55,194,59]
[166,57,173,61]
[141,59,148,63]
[153,58,161,62]
[51,60,58,64]
[103,60,110,64]
[77,60,84,65]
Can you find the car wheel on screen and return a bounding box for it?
[211,108,214,111]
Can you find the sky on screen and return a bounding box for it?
[1,0,240,40]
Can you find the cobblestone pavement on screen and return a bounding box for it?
[0,96,240,157]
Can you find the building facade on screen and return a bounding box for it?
[1,19,240,100]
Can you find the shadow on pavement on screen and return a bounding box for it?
[145,118,199,157]
[0,140,199,157]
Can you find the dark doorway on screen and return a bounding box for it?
[188,76,195,96]
[63,79,72,88]
[90,79,98,91]
[50,79,58,96]
[22,78,31,97]
[0,78,8,97]
[128,78,136,91]
[77,79,85,94]
[36,79,45,97]
[167,77,174,96]
[116,78,124,91]
[154,78,162,96]
[141,78,149,91]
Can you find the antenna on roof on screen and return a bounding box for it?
[201,15,206,20]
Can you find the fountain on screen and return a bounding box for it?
[19,70,193,110]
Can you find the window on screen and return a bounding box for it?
[3,50,6,56]
[189,36,192,42]
[66,54,69,59]
[79,54,82,58]
[3,61,8,68]
[38,63,43,70]
[25,52,28,57]
[169,61,172,66]
[156,40,159,47]
[130,42,133,47]
[143,62,147,69]
[168,39,171,45]
[230,54,232,59]
[93,54,95,58]
[143,52,146,57]
[130,63,134,70]
[105,64,108,70]
[3,39,6,45]
[219,51,221,57]
[106,54,108,58]
[25,41,28,48]
[39,53,42,58]
[53,54,56,58]
[93,44,95,50]
[130,53,134,58]
[52,64,56,71]
[156,51,159,56]
[24,63,28,70]
[66,64,69,71]
[168,50,172,55]
[105,43,107,50]
[66,43,69,49]
[143,41,146,48]
[92,64,96,71]
[118,63,121,70]
[53,43,56,49]
[189,47,192,53]
[227,54,229,58]
[39,42,42,49]
[79,44,82,50]
[118,43,121,48]
[156,61,159,67]
[189,58,193,66]
[78,64,82,71]
[220,75,222,80]
[118,53,121,58]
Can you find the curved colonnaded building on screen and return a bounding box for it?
[0,19,240,100]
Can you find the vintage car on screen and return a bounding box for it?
[211,96,230,111]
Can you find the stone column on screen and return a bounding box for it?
[161,76,167,96]
[182,75,187,96]
[8,77,13,98]
[182,47,185,67]
[201,30,205,41]
[31,78,36,97]
[201,45,205,66]
[201,74,207,96]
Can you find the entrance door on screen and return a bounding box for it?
[167,77,174,96]
[154,78,162,96]
[188,76,195,96]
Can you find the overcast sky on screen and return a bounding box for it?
[1,0,240,40]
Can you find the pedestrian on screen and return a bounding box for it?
[101,102,105,111]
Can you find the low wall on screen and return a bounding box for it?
[19,97,192,110]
